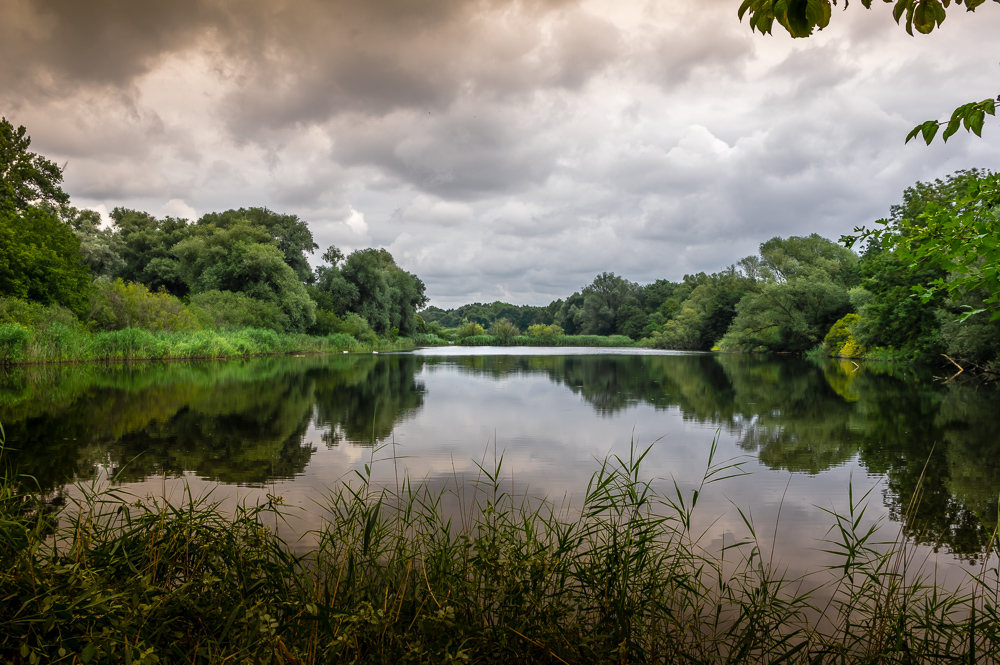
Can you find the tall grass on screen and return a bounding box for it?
[2,437,1000,664]
[0,326,387,365]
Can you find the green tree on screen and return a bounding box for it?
[576,272,638,335]
[43,203,125,279]
[198,208,318,283]
[489,318,519,345]
[173,219,316,332]
[845,170,999,361]
[0,207,91,313]
[111,208,191,296]
[339,248,428,335]
[720,235,857,353]
[0,118,69,214]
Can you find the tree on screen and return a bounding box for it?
[0,118,69,214]
[846,170,1000,320]
[111,208,191,296]
[576,272,638,335]
[718,235,857,352]
[198,208,318,283]
[339,248,428,335]
[738,0,998,143]
[0,206,91,313]
[173,219,316,332]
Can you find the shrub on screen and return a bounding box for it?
[0,323,30,364]
[824,313,863,357]
[489,318,519,345]
[89,279,200,333]
[457,320,485,339]
[189,290,288,332]
[527,323,564,340]
[459,334,495,346]
[0,296,79,331]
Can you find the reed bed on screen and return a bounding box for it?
[3,437,1000,664]
[0,325,421,365]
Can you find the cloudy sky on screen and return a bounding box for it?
[3,0,999,307]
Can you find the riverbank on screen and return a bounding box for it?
[458,333,636,347]
[4,443,998,665]
[0,324,429,365]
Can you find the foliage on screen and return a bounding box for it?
[718,235,857,353]
[457,320,486,339]
[0,117,69,214]
[527,323,565,340]
[88,279,200,332]
[337,248,428,336]
[198,207,318,283]
[174,220,316,332]
[110,207,192,297]
[574,272,638,336]
[188,290,291,333]
[823,313,864,356]
[489,317,520,344]
[6,442,1000,663]
[421,301,554,330]
[846,170,1000,320]
[737,0,1000,142]
[54,204,126,279]
[0,207,91,314]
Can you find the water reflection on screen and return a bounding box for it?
[1,351,998,559]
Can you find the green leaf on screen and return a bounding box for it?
[913,0,934,33]
[970,109,986,136]
[920,120,940,144]
[893,0,909,22]
[942,116,961,141]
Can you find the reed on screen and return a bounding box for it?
[2,435,998,664]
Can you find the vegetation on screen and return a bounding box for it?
[2,117,998,372]
[737,0,998,144]
[5,436,1000,664]
[0,119,432,363]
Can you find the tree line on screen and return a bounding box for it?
[425,168,1000,370]
[3,115,998,370]
[0,118,426,345]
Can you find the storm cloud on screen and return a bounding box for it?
[3,0,999,306]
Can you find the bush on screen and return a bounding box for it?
[0,323,30,364]
[88,279,200,333]
[309,309,344,336]
[188,290,289,332]
[409,333,448,346]
[457,320,485,339]
[459,334,495,346]
[824,313,863,357]
[0,297,77,329]
[489,318,519,345]
[527,323,564,340]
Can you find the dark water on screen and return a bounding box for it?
[2,348,998,575]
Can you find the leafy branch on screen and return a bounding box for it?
[906,97,999,144]
[738,0,999,143]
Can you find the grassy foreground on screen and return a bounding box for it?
[3,442,1000,664]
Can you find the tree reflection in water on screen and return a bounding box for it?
[1,351,997,558]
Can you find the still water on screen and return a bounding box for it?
[2,348,998,579]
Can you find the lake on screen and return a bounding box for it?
[2,347,998,582]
